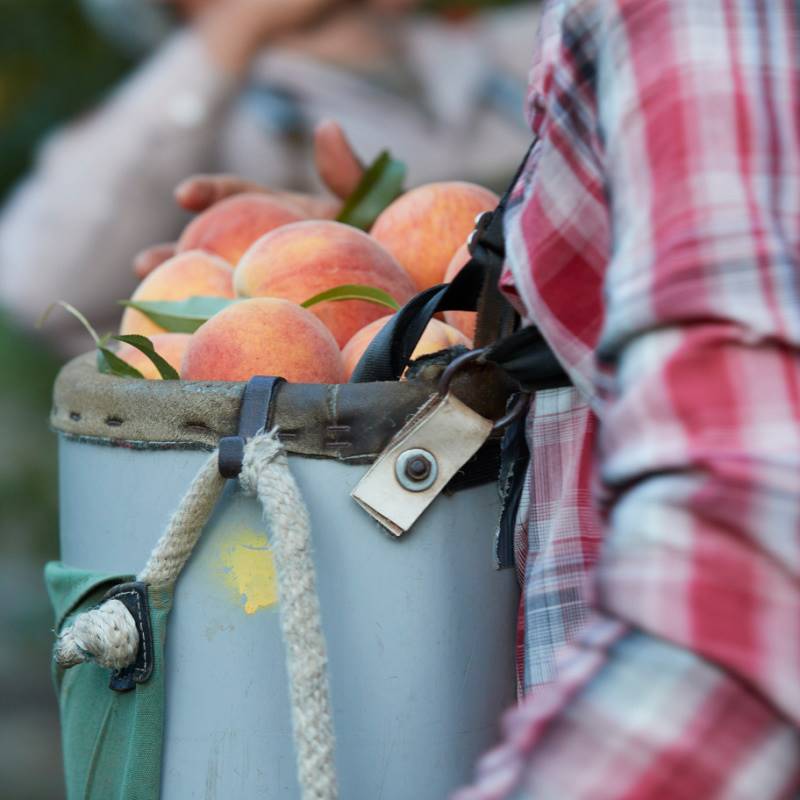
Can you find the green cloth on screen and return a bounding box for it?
[45,562,171,800]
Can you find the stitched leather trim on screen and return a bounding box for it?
[51,353,515,461]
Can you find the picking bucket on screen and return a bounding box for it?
[49,353,519,800]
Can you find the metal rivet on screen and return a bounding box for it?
[395,449,438,492]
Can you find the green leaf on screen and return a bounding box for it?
[112,334,180,380]
[38,300,102,345]
[96,347,144,379]
[120,296,237,333]
[301,284,401,312]
[336,150,406,231]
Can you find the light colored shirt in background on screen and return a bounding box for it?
[0,7,538,354]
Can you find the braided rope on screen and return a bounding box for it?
[240,433,337,800]
[53,432,337,800]
[138,453,226,587]
[54,598,138,670]
[55,451,225,668]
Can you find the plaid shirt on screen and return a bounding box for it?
[456,1,800,797]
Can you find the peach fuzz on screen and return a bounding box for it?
[370,181,498,291]
[119,250,235,337]
[116,333,192,380]
[177,193,305,265]
[443,243,477,340]
[234,220,416,347]
[341,314,471,380]
[181,297,345,384]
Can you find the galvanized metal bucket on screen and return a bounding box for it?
[50,354,518,799]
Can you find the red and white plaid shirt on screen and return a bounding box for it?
[456,1,800,797]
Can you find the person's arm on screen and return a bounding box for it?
[0,0,344,354]
[0,30,238,352]
[456,1,800,796]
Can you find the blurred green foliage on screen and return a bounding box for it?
[0,309,60,557]
[0,0,132,201]
[0,7,134,796]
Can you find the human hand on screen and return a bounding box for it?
[196,0,348,74]
[133,120,365,277]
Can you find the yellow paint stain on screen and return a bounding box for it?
[218,529,278,614]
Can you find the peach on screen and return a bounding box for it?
[235,220,416,347]
[443,243,477,340]
[181,297,345,383]
[116,333,191,380]
[177,193,305,265]
[341,314,471,380]
[120,250,235,337]
[370,181,498,291]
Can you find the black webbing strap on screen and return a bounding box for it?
[349,138,571,390]
[482,326,570,392]
[351,141,537,385]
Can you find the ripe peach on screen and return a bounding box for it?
[116,333,191,380]
[181,297,345,384]
[177,193,305,265]
[443,243,477,340]
[235,220,416,347]
[119,250,235,337]
[370,181,498,291]
[341,314,471,380]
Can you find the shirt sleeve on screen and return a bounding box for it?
[454,0,800,796]
[455,616,800,800]
[0,30,238,354]
[594,0,800,727]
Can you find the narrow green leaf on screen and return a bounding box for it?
[38,300,102,345]
[97,347,145,379]
[301,284,400,311]
[336,150,406,231]
[120,296,237,333]
[113,334,180,380]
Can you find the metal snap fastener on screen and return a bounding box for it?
[395,449,438,492]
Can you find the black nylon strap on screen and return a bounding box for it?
[483,327,570,392]
[350,257,489,383]
[351,141,538,384]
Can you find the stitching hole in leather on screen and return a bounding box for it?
[182,421,213,436]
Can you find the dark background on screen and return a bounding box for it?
[0,3,131,796]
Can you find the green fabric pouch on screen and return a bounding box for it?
[45,561,172,800]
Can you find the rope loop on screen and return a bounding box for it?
[55,598,138,670]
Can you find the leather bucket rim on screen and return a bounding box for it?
[51,353,513,462]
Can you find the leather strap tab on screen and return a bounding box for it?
[104,582,154,692]
[219,376,285,478]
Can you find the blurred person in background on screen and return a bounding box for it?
[0,0,540,356]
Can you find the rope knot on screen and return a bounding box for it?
[54,598,138,670]
[239,430,284,496]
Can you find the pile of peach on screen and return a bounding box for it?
[117,181,497,384]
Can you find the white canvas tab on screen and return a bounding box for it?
[352,392,494,536]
